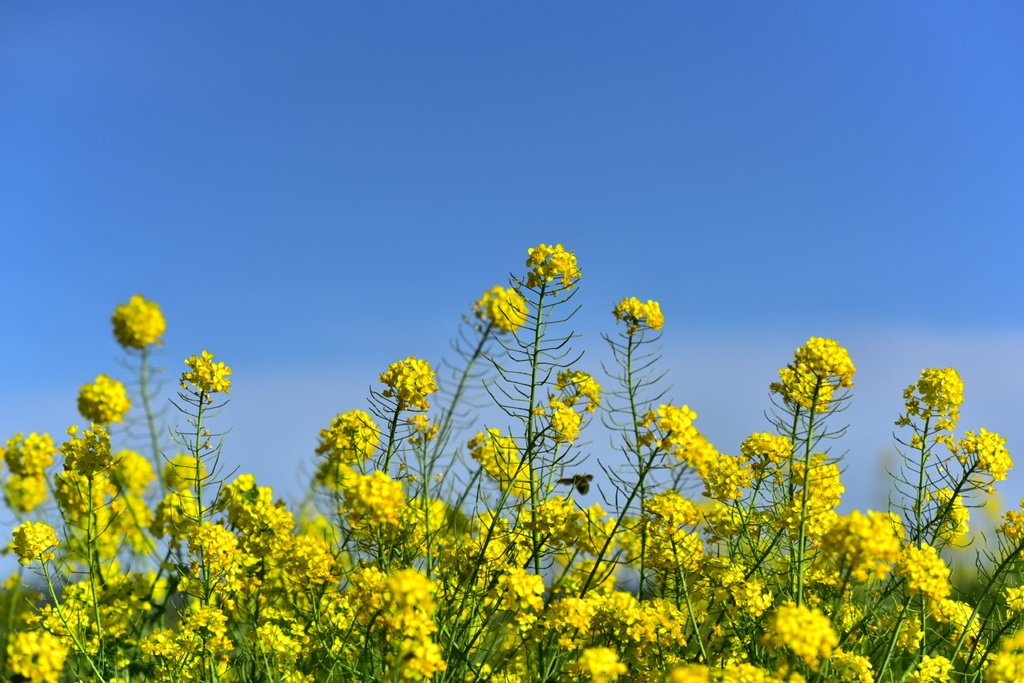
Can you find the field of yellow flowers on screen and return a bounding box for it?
[2,244,1021,682]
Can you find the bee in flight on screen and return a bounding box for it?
[557,474,594,495]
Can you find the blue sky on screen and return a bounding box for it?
[2,3,1023,512]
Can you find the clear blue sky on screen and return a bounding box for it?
[2,3,1022,510]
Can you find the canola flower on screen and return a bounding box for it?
[111,294,166,349]
[181,350,232,394]
[770,337,855,412]
[380,356,437,411]
[761,602,838,671]
[612,297,664,335]
[11,521,58,565]
[77,374,132,424]
[475,285,528,333]
[525,243,581,289]
[316,409,381,464]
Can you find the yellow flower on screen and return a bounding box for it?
[112,294,166,349]
[555,369,602,413]
[954,428,1012,494]
[315,410,381,464]
[770,337,855,412]
[2,432,56,477]
[475,285,528,333]
[181,350,232,393]
[340,467,405,528]
[897,542,951,604]
[549,398,582,444]
[762,602,838,671]
[77,374,132,424]
[60,424,113,479]
[6,630,68,683]
[907,655,953,683]
[819,510,904,581]
[901,367,964,423]
[380,357,437,411]
[468,429,531,498]
[525,243,581,289]
[569,647,627,682]
[987,631,1024,683]
[11,521,58,565]
[613,297,664,334]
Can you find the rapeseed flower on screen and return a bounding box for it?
[897,542,951,604]
[770,337,855,412]
[380,356,437,411]
[525,243,581,289]
[986,631,1024,682]
[3,432,56,476]
[340,467,405,529]
[469,428,531,498]
[475,285,528,332]
[555,369,602,413]
[569,647,627,682]
[762,602,838,671]
[953,428,1012,494]
[2,432,55,513]
[907,655,953,683]
[60,423,113,479]
[819,510,904,581]
[612,296,664,335]
[181,350,232,394]
[316,409,380,464]
[77,374,131,424]
[11,521,58,565]
[6,630,67,683]
[899,367,964,427]
[111,294,165,349]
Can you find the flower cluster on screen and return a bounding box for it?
[525,243,581,289]
[181,350,232,394]
[60,423,114,479]
[111,294,166,349]
[379,356,437,411]
[468,428,531,498]
[2,431,55,513]
[762,602,839,671]
[897,543,952,604]
[475,285,528,333]
[612,297,664,335]
[11,521,59,565]
[770,337,855,412]
[77,374,132,424]
[315,409,380,464]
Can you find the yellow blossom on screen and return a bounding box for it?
[897,543,951,604]
[111,294,166,349]
[954,428,1012,494]
[6,630,68,683]
[569,647,627,682]
[475,285,528,333]
[77,374,131,424]
[556,369,602,413]
[762,602,838,671]
[60,424,113,479]
[316,410,380,464]
[181,350,232,393]
[380,357,437,411]
[770,337,855,412]
[525,243,581,289]
[11,521,58,565]
[613,297,664,334]
[907,655,953,683]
